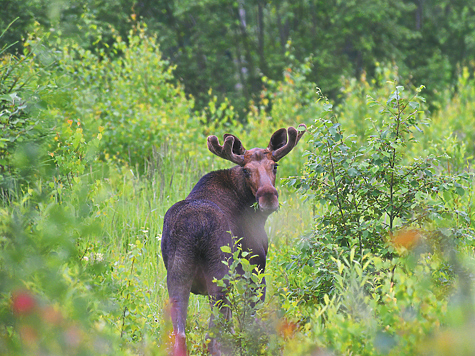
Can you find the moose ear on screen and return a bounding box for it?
[269,124,307,161]
[267,128,287,151]
[223,134,246,155]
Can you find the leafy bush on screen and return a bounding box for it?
[282,83,472,308]
[0,27,165,355]
[209,240,282,356]
[0,29,52,200]
[0,144,120,355]
[53,24,209,169]
[286,245,452,355]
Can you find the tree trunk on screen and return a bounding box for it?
[415,0,424,31]
[257,0,267,76]
[236,0,258,98]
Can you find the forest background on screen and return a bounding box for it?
[1,1,475,355]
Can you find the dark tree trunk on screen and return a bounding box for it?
[257,0,267,76]
[415,0,424,31]
[236,1,259,99]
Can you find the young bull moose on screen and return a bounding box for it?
[161,125,306,355]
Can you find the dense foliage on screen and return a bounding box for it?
[1,7,475,356]
[2,1,475,115]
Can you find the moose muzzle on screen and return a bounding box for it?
[256,186,279,212]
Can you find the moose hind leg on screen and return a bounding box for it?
[167,264,193,356]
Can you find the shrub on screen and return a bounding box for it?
[0,144,120,355]
[54,24,209,169]
[0,29,52,201]
[285,246,451,355]
[209,240,282,356]
[283,82,471,307]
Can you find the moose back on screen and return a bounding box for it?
[161,125,306,355]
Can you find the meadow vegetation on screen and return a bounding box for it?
[1,19,475,356]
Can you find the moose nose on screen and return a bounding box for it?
[256,186,279,212]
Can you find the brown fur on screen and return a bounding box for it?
[161,125,306,355]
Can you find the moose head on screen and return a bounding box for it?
[207,124,307,213]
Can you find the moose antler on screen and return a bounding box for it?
[271,124,307,162]
[207,135,245,166]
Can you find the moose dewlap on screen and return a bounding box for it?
[161,125,306,356]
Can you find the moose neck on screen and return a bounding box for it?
[186,166,271,259]
[186,166,271,225]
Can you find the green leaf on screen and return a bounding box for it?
[416,85,426,93]
[315,164,325,174]
[409,101,419,109]
[366,95,378,107]
[220,246,231,254]
[348,168,359,177]
[455,186,465,196]
[303,265,313,274]
[329,123,340,136]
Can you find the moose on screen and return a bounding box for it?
[161,124,306,355]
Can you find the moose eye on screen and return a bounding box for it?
[273,164,279,173]
[242,168,251,177]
